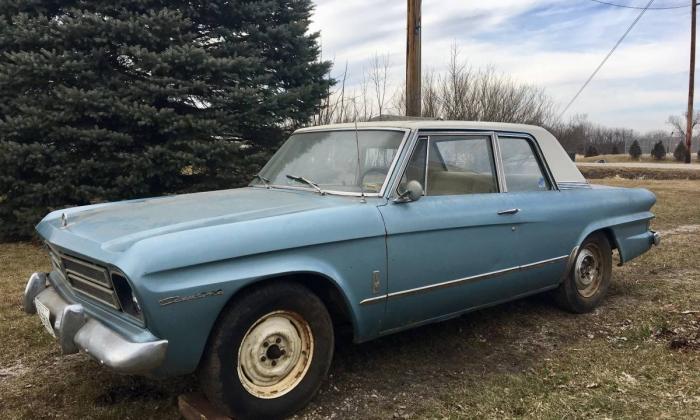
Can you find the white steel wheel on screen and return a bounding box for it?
[237,310,314,399]
[574,245,603,298]
[199,281,334,419]
[553,232,612,314]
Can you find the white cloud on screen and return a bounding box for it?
[310,0,695,132]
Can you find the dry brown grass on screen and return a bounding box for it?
[580,166,700,180]
[1,179,699,419]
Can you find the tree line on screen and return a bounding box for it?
[312,46,699,162]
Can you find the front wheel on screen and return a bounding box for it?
[199,281,334,419]
[554,232,612,313]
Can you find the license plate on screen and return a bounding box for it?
[34,299,56,338]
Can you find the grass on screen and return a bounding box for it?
[1,179,699,419]
[579,166,700,180]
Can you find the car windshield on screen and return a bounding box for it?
[253,130,405,194]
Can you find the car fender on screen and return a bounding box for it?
[136,238,386,376]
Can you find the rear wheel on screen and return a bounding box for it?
[199,281,334,419]
[554,232,612,313]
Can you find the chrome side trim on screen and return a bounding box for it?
[359,295,387,306]
[557,181,591,190]
[491,132,508,193]
[359,255,569,305]
[424,134,431,192]
[380,129,412,197]
[386,129,421,199]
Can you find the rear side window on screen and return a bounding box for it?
[498,137,551,192]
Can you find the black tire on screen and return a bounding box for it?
[199,281,334,419]
[554,232,612,313]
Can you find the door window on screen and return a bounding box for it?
[427,136,498,195]
[498,137,551,192]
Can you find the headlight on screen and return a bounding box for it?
[111,272,144,323]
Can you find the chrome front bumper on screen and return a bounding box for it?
[23,272,168,374]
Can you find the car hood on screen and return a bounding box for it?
[37,187,353,252]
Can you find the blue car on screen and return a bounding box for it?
[23,121,659,418]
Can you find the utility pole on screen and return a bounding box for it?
[406,0,421,117]
[685,0,697,163]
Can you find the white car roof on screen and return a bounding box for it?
[295,120,586,185]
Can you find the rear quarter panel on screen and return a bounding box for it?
[569,185,656,263]
[583,186,656,264]
[506,186,655,265]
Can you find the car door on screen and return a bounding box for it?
[377,132,524,332]
[493,134,576,294]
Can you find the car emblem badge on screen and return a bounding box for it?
[159,289,224,306]
[61,213,68,228]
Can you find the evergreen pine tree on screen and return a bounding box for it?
[584,145,599,157]
[651,141,666,160]
[0,0,332,240]
[674,141,689,162]
[629,140,642,160]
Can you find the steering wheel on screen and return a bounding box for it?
[360,167,389,185]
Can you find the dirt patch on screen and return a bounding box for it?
[95,380,169,406]
[658,224,700,236]
[654,319,700,352]
[0,361,30,380]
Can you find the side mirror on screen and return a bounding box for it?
[395,180,423,203]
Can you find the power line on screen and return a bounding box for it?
[559,0,656,119]
[587,0,688,10]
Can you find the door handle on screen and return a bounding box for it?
[497,208,520,215]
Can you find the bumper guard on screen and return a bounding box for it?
[23,272,167,374]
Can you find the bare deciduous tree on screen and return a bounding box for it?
[314,46,556,127]
[421,70,439,118]
[549,114,642,156]
[666,112,700,140]
[426,46,555,125]
[312,61,347,126]
[368,53,391,118]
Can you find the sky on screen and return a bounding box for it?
[309,0,694,133]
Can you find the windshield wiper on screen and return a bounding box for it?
[286,174,325,195]
[253,174,271,188]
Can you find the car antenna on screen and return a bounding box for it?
[352,98,366,203]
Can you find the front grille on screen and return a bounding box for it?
[47,245,122,310]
